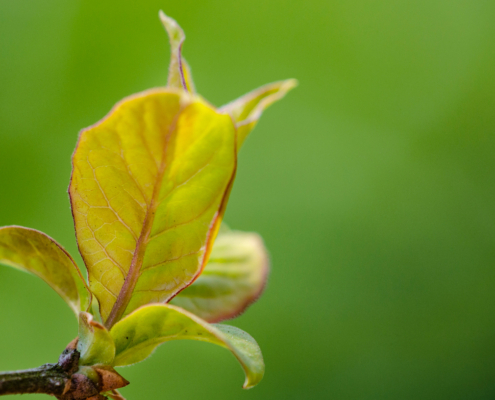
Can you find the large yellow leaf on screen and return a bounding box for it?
[69,89,236,327]
[0,226,91,316]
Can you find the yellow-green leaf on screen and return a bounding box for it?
[0,226,91,316]
[110,304,264,389]
[171,229,269,322]
[221,79,298,148]
[78,312,115,366]
[160,11,196,93]
[69,89,236,327]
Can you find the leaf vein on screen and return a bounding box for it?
[86,156,139,241]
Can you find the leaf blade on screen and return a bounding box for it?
[0,226,91,316]
[110,304,264,389]
[69,89,236,326]
[171,230,269,322]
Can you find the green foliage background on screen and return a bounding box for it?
[1,1,495,399]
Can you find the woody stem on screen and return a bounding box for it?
[0,363,68,397]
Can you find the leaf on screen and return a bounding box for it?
[69,90,236,327]
[110,304,264,389]
[171,229,269,322]
[0,226,91,316]
[159,11,196,93]
[78,312,115,366]
[221,79,298,148]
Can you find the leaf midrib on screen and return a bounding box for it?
[104,111,180,329]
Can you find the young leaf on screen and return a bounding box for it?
[171,229,269,322]
[110,304,264,389]
[159,11,196,93]
[78,312,116,366]
[0,226,91,316]
[220,79,298,148]
[69,90,236,327]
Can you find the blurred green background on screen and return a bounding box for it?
[1,1,495,399]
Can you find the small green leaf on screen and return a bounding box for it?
[110,304,264,389]
[221,79,298,148]
[78,312,115,366]
[171,229,269,322]
[0,226,91,316]
[160,10,196,93]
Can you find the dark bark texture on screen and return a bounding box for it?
[0,363,68,396]
[0,340,110,399]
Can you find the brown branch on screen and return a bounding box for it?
[0,363,68,396]
[0,339,116,400]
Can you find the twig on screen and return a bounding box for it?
[0,338,102,399]
[0,363,68,396]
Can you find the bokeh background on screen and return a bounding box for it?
[1,1,495,399]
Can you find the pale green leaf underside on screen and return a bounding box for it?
[70,89,236,326]
[110,304,264,389]
[78,312,115,366]
[0,226,91,316]
[171,229,269,322]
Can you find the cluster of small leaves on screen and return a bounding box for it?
[0,11,295,398]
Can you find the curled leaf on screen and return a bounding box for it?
[69,90,236,327]
[77,312,116,366]
[160,10,196,93]
[110,304,264,389]
[171,229,269,322]
[221,79,298,148]
[0,226,91,316]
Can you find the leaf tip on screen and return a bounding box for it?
[282,78,299,91]
[159,11,192,92]
[159,10,185,48]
